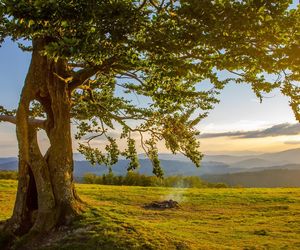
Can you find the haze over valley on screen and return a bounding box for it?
[1,148,300,188]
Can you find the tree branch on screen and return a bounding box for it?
[69,66,100,91]
[0,115,17,124]
[68,56,121,91]
[137,0,148,10]
[116,71,146,86]
[0,115,46,129]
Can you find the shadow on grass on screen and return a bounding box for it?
[14,207,189,250]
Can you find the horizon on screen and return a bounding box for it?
[1,147,300,159]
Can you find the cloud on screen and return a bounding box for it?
[199,123,300,139]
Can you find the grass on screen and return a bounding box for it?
[1,180,300,249]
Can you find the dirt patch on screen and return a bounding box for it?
[143,200,179,210]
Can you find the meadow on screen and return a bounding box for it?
[1,180,300,249]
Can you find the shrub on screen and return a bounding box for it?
[0,171,18,180]
[83,172,228,188]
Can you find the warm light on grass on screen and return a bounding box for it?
[1,180,300,249]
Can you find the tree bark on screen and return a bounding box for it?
[3,38,83,237]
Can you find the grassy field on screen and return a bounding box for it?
[1,180,300,249]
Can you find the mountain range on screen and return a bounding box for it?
[1,148,300,187]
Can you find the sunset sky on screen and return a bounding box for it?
[0,38,299,157]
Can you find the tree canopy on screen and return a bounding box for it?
[0,0,299,175]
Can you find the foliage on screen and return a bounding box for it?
[0,1,299,176]
[0,171,18,180]
[83,172,228,188]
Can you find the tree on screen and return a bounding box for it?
[0,0,297,239]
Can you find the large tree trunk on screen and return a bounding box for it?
[3,38,83,237]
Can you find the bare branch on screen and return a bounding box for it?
[227,69,245,77]
[149,0,159,10]
[69,56,120,91]
[68,62,88,68]
[69,66,100,91]
[116,71,146,86]
[159,0,166,10]
[0,115,17,124]
[137,0,148,10]
[139,131,150,157]
[86,131,105,144]
[0,115,46,129]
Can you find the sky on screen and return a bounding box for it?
[0,38,299,157]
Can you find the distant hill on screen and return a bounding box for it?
[202,168,300,188]
[1,148,300,187]
[0,158,18,171]
[0,157,17,164]
[203,154,250,164]
[238,163,300,172]
[140,148,300,165]
[230,158,276,169]
[202,148,300,166]
[74,159,227,177]
[259,148,300,163]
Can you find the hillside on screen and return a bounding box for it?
[0,158,17,164]
[74,159,233,177]
[259,148,300,163]
[0,158,18,171]
[1,148,300,187]
[203,169,300,187]
[230,158,276,169]
[203,148,300,165]
[1,180,300,249]
[0,158,232,177]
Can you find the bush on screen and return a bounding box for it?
[83,172,228,188]
[0,171,18,180]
